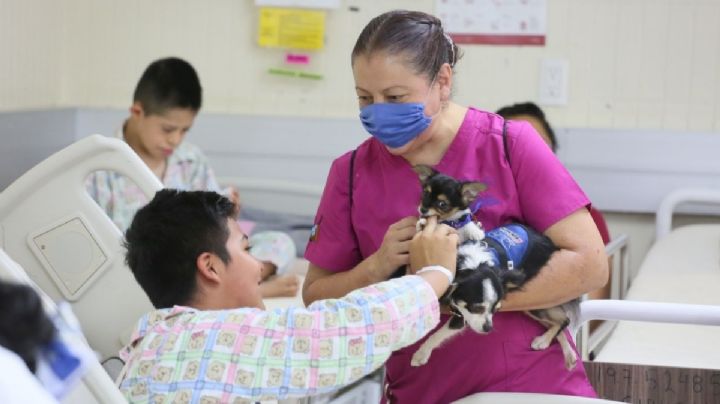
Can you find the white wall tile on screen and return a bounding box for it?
[0,0,64,110]
[636,101,666,128]
[2,0,720,132]
[687,106,715,132]
[662,102,690,130]
[662,4,694,107]
[688,4,720,106]
[637,1,670,103]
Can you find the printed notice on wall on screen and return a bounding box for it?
[436,0,546,45]
[257,7,325,50]
[255,0,340,9]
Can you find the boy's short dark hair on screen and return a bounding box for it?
[124,189,236,308]
[496,102,558,152]
[133,57,202,116]
[0,281,55,372]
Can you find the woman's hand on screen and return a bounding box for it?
[368,216,418,282]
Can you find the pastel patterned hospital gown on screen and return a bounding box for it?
[85,130,295,272]
[117,275,440,403]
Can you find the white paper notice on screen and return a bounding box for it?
[255,0,340,9]
[436,0,546,45]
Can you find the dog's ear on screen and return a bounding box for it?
[439,282,458,304]
[461,182,487,205]
[413,165,436,183]
[453,269,475,282]
[501,270,526,291]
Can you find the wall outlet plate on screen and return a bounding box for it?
[539,58,569,106]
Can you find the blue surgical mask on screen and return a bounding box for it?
[359,79,439,148]
[360,103,432,148]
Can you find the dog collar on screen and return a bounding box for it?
[441,213,473,229]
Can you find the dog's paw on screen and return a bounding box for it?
[410,349,431,367]
[416,218,427,232]
[465,225,485,241]
[531,334,552,351]
[563,349,577,370]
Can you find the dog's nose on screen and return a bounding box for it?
[420,207,429,215]
[482,323,492,333]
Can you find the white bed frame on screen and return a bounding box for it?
[590,188,720,370]
[218,176,322,216]
[0,135,160,362]
[0,249,126,404]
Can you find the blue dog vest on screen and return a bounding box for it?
[485,224,530,270]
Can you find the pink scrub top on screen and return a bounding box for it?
[305,108,597,402]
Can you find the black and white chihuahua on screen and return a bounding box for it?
[410,165,579,370]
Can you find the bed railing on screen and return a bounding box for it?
[217,176,322,216]
[655,188,720,239]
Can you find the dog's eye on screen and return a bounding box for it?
[436,200,449,211]
[469,303,486,314]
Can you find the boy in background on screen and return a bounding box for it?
[86,57,298,298]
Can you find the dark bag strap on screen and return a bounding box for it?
[348,148,403,277]
[348,149,361,248]
[349,149,357,209]
[502,118,511,167]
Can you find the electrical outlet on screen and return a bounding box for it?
[539,58,569,106]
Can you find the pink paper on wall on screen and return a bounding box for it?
[285,53,310,65]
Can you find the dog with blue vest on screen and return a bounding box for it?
[410,165,579,370]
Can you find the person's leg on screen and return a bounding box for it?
[249,231,297,275]
[259,274,300,298]
[250,231,300,298]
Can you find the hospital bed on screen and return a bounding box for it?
[454,298,720,404]
[0,248,125,403]
[0,134,161,363]
[592,188,720,370]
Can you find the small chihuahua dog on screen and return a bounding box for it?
[410,165,579,370]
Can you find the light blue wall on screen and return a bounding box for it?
[3,108,720,215]
[0,109,79,191]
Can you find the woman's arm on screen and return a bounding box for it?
[500,208,609,311]
[303,261,378,303]
[302,216,418,305]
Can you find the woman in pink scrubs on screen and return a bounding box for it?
[303,10,608,403]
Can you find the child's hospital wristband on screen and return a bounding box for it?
[416,265,454,283]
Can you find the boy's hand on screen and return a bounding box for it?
[408,216,458,276]
[225,186,242,215]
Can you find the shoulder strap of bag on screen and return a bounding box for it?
[348,149,361,248]
[349,149,357,209]
[502,118,511,167]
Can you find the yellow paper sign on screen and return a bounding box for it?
[258,7,325,50]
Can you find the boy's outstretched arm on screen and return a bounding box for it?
[118,218,458,402]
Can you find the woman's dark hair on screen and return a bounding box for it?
[124,189,236,308]
[0,281,55,372]
[352,10,462,81]
[496,101,558,152]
